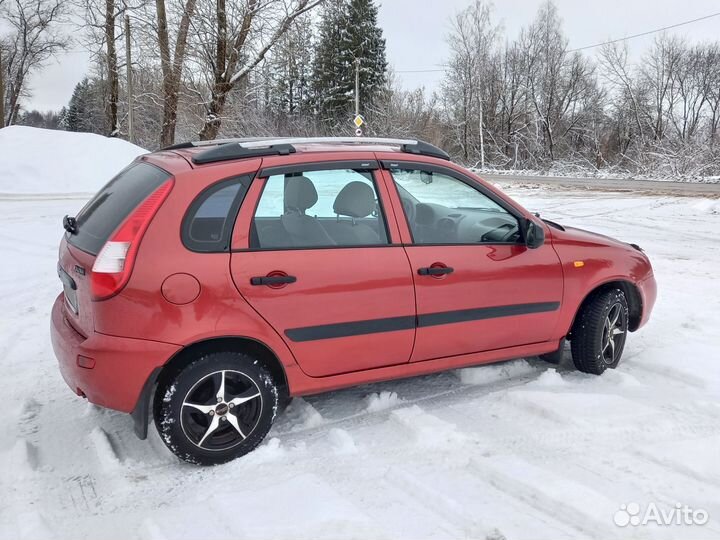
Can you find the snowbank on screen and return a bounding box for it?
[0,126,147,194]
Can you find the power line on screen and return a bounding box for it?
[568,11,720,52]
[395,68,446,73]
[394,10,720,75]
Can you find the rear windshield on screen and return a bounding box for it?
[67,162,171,255]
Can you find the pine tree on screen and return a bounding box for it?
[311,0,387,127]
[268,13,315,120]
[66,78,105,134]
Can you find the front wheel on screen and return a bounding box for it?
[570,289,629,375]
[155,352,279,465]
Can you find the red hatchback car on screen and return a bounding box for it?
[51,137,656,464]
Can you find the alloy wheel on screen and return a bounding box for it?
[180,370,263,451]
[601,302,627,365]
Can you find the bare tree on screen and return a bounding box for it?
[0,0,68,126]
[599,42,645,143]
[442,1,498,165]
[519,1,596,162]
[193,0,324,141]
[0,0,6,127]
[640,35,683,141]
[155,0,197,146]
[706,44,720,144]
[74,0,126,135]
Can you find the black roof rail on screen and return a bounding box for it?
[192,143,296,164]
[161,141,195,150]
[400,140,450,160]
[164,137,450,165]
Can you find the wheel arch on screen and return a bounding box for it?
[132,336,289,440]
[569,279,643,337]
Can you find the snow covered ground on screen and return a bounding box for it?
[1,130,720,540]
[0,126,145,195]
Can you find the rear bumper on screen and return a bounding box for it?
[637,273,657,329]
[50,293,180,413]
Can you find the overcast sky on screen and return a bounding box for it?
[25,0,720,111]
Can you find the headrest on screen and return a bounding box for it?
[333,181,375,218]
[284,176,318,212]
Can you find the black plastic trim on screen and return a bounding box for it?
[417,302,560,328]
[284,301,561,342]
[250,275,297,286]
[418,266,454,276]
[131,366,162,440]
[57,264,77,290]
[401,140,450,160]
[162,141,195,150]
[193,143,296,165]
[285,315,416,342]
[259,159,379,178]
[233,244,400,253]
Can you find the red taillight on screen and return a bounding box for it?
[91,179,174,300]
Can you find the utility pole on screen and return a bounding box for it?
[0,47,5,128]
[124,9,134,143]
[354,58,360,117]
[478,97,484,169]
[354,58,362,136]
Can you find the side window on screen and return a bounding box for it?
[389,168,521,245]
[251,168,389,249]
[182,178,248,252]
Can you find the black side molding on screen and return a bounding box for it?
[284,301,561,342]
[417,302,560,328]
[285,315,416,342]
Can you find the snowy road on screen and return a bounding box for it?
[1,187,719,540]
[484,174,720,196]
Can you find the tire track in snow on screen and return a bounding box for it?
[269,364,548,443]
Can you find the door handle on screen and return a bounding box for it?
[418,266,454,276]
[250,275,297,286]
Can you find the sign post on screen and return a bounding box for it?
[353,114,364,137]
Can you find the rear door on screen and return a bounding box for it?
[381,163,563,362]
[60,162,171,335]
[230,160,416,378]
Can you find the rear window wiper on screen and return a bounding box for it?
[63,215,78,234]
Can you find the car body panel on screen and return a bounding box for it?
[229,246,417,376]
[548,225,655,335]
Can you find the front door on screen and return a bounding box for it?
[230,161,416,377]
[382,165,564,362]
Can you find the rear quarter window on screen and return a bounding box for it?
[181,177,251,252]
[68,162,171,255]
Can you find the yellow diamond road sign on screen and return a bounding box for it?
[353,115,364,128]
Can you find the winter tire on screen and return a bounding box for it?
[571,289,629,375]
[155,351,279,465]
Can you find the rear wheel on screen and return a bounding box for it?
[155,351,279,465]
[570,289,629,375]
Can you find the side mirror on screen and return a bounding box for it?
[524,219,545,249]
